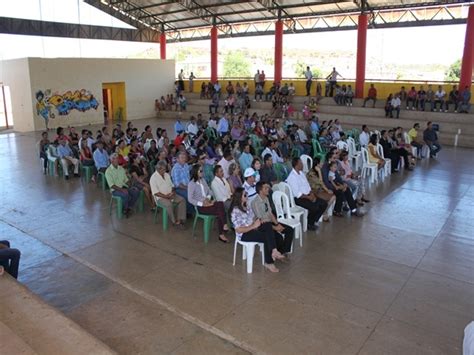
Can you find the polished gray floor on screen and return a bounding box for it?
[0,119,473,354]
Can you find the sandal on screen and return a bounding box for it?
[272,250,285,261]
[264,264,279,273]
[218,236,230,243]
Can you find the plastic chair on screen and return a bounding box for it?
[81,164,94,182]
[46,145,59,176]
[233,237,265,274]
[311,139,326,162]
[203,164,214,185]
[97,171,109,190]
[153,198,178,231]
[403,132,418,157]
[273,162,289,181]
[361,147,378,184]
[336,141,349,151]
[273,181,308,233]
[192,205,216,244]
[109,194,124,219]
[347,137,362,172]
[377,143,391,176]
[272,191,303,248]
[300,154,313,174]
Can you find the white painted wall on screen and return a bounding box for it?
[0,58,34,132]
[0,57,175,132]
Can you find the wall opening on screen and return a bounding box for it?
[101,82,126,123]
[0,85,13,130]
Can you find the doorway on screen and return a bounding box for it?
[102,82,126,123]
[0,84,13,130]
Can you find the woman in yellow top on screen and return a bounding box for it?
[367,133,385,170]
[306,157,336,222]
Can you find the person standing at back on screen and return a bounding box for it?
[304,66,313,96]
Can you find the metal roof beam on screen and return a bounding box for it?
[168,17,467,43]
[84,0,177,32]
[0,16,159,42]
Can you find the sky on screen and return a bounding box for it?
[0,0,467,68]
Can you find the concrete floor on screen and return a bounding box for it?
[1,118,473,354]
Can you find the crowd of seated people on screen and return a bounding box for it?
[38,95,443,272]
[381,84,472,117]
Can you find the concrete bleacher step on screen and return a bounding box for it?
[0,274,116,355]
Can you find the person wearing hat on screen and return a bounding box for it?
[243,167,258,203]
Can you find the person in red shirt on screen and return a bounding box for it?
[406,86,417,110]
[362,84,377,108]
[174,132,186,147]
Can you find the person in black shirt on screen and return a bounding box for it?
[260,154,278,186]
[379,130,400,173]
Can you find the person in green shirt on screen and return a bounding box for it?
[105,153,140,217]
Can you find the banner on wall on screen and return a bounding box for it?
[34,89,99,123]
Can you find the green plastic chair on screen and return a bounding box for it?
[81,165,94,182]
[203,164,214,185]
[192,206,216,245]
[153,200,178,231]
[274,162,289,181]
[109,194,124,219]
[311,138,326,162]
[109,189,144,219]
[97,171,109,190]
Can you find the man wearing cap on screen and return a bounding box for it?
[243,167,258,203]
[286,157,328,230]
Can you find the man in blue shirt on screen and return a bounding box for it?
[310,116,319,135]
[93,141,109,172]
[171,151,192,214]
[174,119,184,135]
[238,143,253,172]
[217,114,229,136]
[57,139,79,180]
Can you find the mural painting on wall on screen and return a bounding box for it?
[35,89,99,127]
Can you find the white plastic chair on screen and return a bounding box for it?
[273,181,308,232]
[377,143,391,177]
[300,154,313,174]
[361,147,378,184]
[336,141,348,151]
[233,236,265,274]
[347,137,362,172]
[272,191,303,248]
[143,139,153,153]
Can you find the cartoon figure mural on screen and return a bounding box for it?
[34,89,100,129]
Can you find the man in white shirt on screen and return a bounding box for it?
[326,67,342,97]
[217,149,234,179]
[261,140,284,164]
[210,165,232,211]
[304,66,313,96]
[390,94,401,118]
[186,116,198,136]
[286,157,327,230]
[150,161,186,229]
[78,129,95,151]
[434,85,446,112]
[243,168,258,203]
[359,125,370,147]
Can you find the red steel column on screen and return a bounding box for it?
[211,25,218,83]
[160,32,166,60]
[355,14,368,98]
[459,6,474,90]
[274,20,283,83]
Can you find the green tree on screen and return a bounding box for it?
[445,59,461,81]
[223,51,251,78]
[293,60,322,78]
